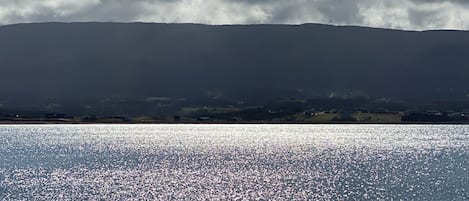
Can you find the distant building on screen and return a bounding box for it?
[448,112,463,117]
[304,110,325,116]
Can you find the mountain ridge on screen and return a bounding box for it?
[2,22,468,32]
[1,22,468,105]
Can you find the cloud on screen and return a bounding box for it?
[0,0,468,30]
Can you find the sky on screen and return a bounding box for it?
[0,0,468,30]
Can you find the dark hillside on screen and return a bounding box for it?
[1,22,468,104]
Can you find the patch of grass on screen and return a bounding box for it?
[179,107,203,115]
[180,107,241,116]
[293,113,339,122]
[355,113,402,123]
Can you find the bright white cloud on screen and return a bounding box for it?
[138,0,272,24]
[0,0,468,30]
[359,0,469,30]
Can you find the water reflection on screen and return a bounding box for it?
[0,125,468,200]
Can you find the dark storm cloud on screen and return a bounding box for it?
[0,0,467,30]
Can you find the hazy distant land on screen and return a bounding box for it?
[1,97,468,124]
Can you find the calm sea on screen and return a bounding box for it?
[0,124,467,200]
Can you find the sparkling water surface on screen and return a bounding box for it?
[0,124,468,200]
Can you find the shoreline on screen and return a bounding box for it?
[1,120,468,125]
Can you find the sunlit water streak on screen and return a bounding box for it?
[0,124,467,200]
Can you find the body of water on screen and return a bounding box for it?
[0,124,468,200]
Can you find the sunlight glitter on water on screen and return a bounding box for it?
[0,124,468,200]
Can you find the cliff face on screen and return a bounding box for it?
[1,22,468,102]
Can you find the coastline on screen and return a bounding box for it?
[1,120,468,125]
